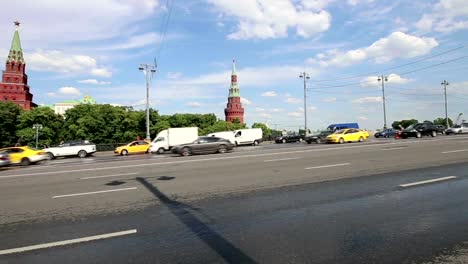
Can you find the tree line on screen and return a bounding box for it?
[391,117,454,130]
[0,102,276,148]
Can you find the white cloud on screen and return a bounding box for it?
[186,101,202,108]
[347,0,374,6]
[77,79,111,85]
[416,0,468,33]
[286,97,302,104]
[272,108,285,112]
[26,50,111,77]
[261,91,278,97]
[259,113,272,118]
[358,116,369,120]
[308,31,438,66]
[309,106,318,111]
[167,72,183,80]
[323,97,337,102]
[352,96,382,103]
[255,108,265,112]
[107,32,162,50]
[207,0,331,40]
[0,0,161,48]
[241,97,252,105]
[360,73,412,87]
[288,111,303,117]
[47,86,82,97]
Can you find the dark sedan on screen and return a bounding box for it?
[275,134,304,143]
[374,128,397,138]
[172,136,234,156]
[305,130,333,144]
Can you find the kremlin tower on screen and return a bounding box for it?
[224,60,244,124]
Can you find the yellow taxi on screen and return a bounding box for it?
[0,146,47,165]
[114,140,150,156]
[326,128,369,144]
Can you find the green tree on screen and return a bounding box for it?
[252,123,272,137]
[201,120,246,135]
[433,117,453,128]
[0,102,23,147]
[392,119,418,129]
[16,106,64,147]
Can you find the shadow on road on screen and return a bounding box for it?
[136,177,257,264]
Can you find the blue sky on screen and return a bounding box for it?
[1,0,467,130]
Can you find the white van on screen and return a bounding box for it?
[207,131,236,144]
[233,128,263,146]
[150,127,199,154]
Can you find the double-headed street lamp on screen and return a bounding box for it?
[139,64,157,141]
[377,75,388,129]
[32,124,43,149]
[441,80,450,129]
[299,72,310,137]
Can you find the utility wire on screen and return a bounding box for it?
[309,43,468,83]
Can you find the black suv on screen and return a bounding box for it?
[400,123,438,138]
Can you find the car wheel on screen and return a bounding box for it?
[78,150,87,158]
[282,139,286,143]
[298,138,303,142]
[458,130,462,134]
[252,140,259,146]
[431,131,437,137]
[316,138,321,144]
[358,136,364,142]
[157,148,165,154]
[416,132,422,138]
[218,145,227,154]
[181,147,191,156]
[47,152,55,160]
[21,158,30,166]
[339,138,344,144]
[121,149,128,156]
[375,135,379,138]
[306,140,312,144]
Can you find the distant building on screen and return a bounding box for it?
[44,95,97,115]
[0,22,36,110]
[224,60,244,124]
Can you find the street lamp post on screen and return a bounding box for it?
[299,72,310,137]
[139,64,157,141]
[441,80,450,129]
[32,124,43,149]
[377,75,388,129]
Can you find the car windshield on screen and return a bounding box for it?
[406,124,418,130]
[333,129,346,134]
[453,125,461,128]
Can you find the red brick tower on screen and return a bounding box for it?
[224,60,244,124]
[0,21,36,110]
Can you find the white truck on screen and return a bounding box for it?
[206,131,236,144]
[150,127,199,154]
[234,128,263,146]
[44,140,96,159]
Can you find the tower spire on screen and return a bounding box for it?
[7,21,24,63]
[232,59,237,76]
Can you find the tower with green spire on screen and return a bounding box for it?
[0,21,36,110]
[224,59,244,124]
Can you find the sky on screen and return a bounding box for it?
[1,0,467,130]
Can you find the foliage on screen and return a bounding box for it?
[16,106,64,147]
[201,120,246,135]
[0,102,22,147]
[433,117,453,128]
[391,119,418,129]
[252,123,272,137]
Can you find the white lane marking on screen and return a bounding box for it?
[305,163,350,170]
[80,172,137,180]
[52,187,137,198]
[0,229,137,255]
[382,146,408,150]
[399,176,457,188]
[264,157,300,162]
[441,149,468,154]
[4,136,468,179]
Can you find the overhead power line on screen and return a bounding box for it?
[309,43,468,83]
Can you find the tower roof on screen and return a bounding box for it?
[232,59,237,76]
[7,21,24,63]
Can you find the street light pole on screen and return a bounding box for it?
[32,124,43,149]
[139,64,157,141]
[377,75,388,129]
[441,80,450,128]
[299,72,310,137]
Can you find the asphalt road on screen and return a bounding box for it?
[1,135,468,263]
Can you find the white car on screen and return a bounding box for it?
[44,140,96,159]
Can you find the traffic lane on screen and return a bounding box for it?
[2,163,467,263]
[1,137,467,225]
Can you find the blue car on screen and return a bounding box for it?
[374,128,397,138]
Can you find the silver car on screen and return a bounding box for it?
[0,152,11,167]
[445,123,468,135]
